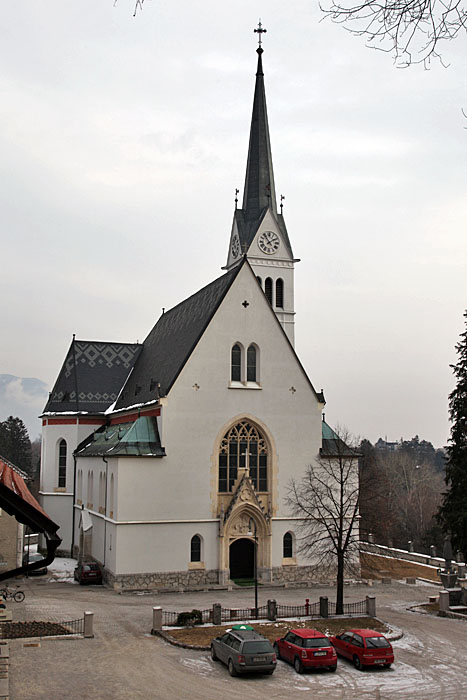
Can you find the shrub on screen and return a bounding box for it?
[176,609,202,626]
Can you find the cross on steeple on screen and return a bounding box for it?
[254,20,267,49]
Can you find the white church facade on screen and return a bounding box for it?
[40,40,353,589]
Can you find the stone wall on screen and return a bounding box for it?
[104,564,340,591]
[105,567,220,591]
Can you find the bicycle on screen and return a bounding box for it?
[0,586,25,603]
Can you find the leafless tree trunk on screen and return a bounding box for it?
[286,427,360,615]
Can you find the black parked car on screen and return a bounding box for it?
[211,629,277,676]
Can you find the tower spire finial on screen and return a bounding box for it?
[254,19,267,52]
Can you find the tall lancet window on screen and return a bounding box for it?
[231,344,242,381]
[247,345,257,382]
[58,439,67,488]
[218,421,268,492]
[265,278,273,305]
[275,278,284,309]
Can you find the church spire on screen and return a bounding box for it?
[242,23,277,220]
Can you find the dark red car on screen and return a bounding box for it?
[274,629,337,673]
[330,629,394,670]
[73,562,103,585]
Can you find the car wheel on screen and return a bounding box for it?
[384,663,392,669]
[273,643,281,660]
[329,665,337,672]
[228,659,237,677]
[210,645,218,661]
[264,669,275,675]
[294,657,304,674]
[353,655,363,670]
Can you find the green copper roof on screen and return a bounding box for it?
[76,416,165,458]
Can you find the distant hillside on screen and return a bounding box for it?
[0,374,49,440]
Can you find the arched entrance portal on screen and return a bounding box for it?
[229,538,254,580]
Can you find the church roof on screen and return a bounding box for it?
[114,263,242,410]
[321,421,357,457]
[75,416,165,458]
[43,340,142,415]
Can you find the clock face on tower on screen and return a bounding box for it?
[231,234,240,259]
[258,230,280,255]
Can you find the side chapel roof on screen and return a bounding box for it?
[43,341,141,414]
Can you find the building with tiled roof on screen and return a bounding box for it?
[40,33,356,588]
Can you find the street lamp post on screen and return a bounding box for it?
[248,518,258,619]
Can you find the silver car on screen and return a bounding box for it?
[211,629,277,676]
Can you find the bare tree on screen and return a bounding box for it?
[287,426,360,615]
[322,0,467,66]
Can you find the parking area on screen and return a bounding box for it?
[7,574,467,699]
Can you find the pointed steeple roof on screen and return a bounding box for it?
[242,47,277,220]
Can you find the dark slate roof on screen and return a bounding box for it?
[242,49,277,218]
[43,341,142,414]
[236,48,293,258]
[75,416,165,458]
[114,263,242,410]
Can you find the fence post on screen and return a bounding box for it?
[305,598,309,616]
[408,541,414,553]
[83,611,94,638]
[212,603,222,626]
[366,595,376,617]
[438,590,450,614]
[430,545,437,557]
[267,599,277,621]
[319,596,328,618]
[151,606,162,634]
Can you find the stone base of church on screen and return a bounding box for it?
[103,563,339,591]
[104,567,221,591]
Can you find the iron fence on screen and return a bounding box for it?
[220,604,269,623]
[276,601,320,618]
[328,599,367,616]
[61,617,84,635]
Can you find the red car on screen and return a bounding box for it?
[274,629,337,673]
[73,562,103,585]
[330,629,394,670]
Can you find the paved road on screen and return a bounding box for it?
[8,577,467,699]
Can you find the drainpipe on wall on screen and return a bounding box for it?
[102,456,108,568]
[71,453,77,558]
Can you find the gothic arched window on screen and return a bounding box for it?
[218,420,268,493]
[265,277,273,305]
[283,532,293,558]
[231,344,242,382]
[58,439,67,488]
[247,344,257,382]
[275,278,284,309]
[190,535,201,562]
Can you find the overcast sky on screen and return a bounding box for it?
[1,1,466,447]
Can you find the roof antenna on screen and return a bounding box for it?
[235,188,239,208]
[280,194,285,214]
[162,308,165,315]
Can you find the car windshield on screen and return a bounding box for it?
[242,641,273,654]
[365,637,391,648]
[303,638,332,648]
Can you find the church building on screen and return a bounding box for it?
[40,35,350,589]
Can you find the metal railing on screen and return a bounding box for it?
[220,604,269,623]
[0,616,84,639]
[276,601,320,618]
[328,599,367,616]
